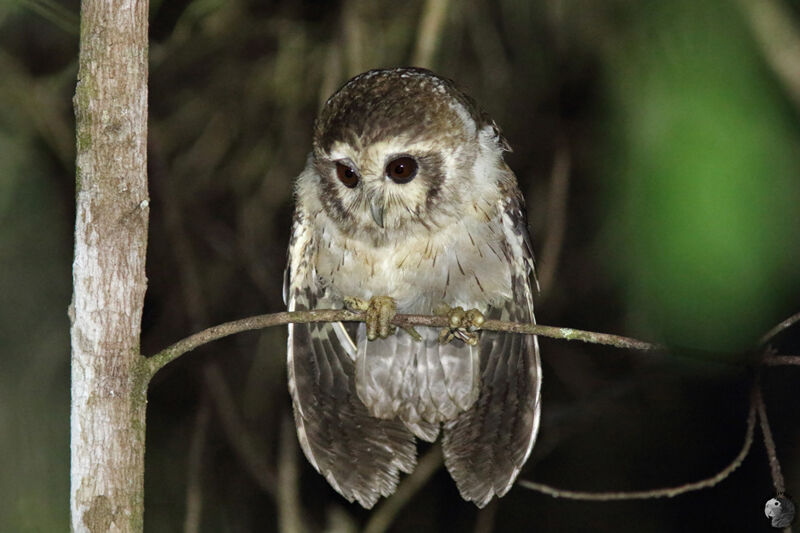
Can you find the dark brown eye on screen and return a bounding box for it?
[336,162,359,188]
[385,157,418,184]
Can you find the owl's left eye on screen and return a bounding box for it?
[386,157,418,184]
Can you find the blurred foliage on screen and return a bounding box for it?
[1,0,799,532]
[604,0,800,353]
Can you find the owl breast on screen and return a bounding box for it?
[314,204,513,314]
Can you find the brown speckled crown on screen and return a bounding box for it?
[313,68,496,154]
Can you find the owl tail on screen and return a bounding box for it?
[355,324,480,441]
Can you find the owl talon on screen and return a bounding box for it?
[403,326,424,342]
[346,295,397,340]
[436,305,485,345]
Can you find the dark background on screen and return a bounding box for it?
[2,0,800,531]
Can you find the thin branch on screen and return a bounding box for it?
[18,0,79,35]
[517,384,757,500]
[472,499,498,533]
[145,310,664,378]
[277,415,306,533]
[183,399,210,533]
[538,140,571,296]
[759,311,800,347]
[363,446,444,533]
[412,0,451,68]
[764,355,800,366]
[737,0,800,111]
[756,381,786,495]
[341,0,366,77]
[203,363,277,497]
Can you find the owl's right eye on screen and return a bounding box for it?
[335,162,359,188]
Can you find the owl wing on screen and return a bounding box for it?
[441,186,542,508]
[285,209,417,508]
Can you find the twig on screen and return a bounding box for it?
[277,415,306,533]
[764,355,800,366]
[18,0,79,35]
[203,363,277,497]
[342,0,366,77]
[538,140,571,296]
[517,384,757,500]
[756,381,786,495]
[759,311,800,347]
[183,399,210,533]
[412,0,451,68]
[737,0,800,110]
[145,310,664,377]
[363,445,444,533]
[472,499,498,533]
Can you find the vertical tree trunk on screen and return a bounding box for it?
[70,1,150,531]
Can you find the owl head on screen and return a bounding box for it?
[299,68,511,244]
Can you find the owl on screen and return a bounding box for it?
[284,67,541,508]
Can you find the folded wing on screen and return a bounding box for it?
[441,192,542,507]
[285,210,417,508]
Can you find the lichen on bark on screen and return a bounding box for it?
[70,1,151,532]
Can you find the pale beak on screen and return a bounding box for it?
[369,195,385,228]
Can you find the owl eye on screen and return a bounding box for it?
[385,157,418,184]
[335,162,359,188]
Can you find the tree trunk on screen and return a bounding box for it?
[70,1,150,531]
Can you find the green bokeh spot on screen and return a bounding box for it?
[605,0,800,352]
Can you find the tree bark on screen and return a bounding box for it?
[70,1,150,532]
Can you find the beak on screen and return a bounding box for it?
[369,194,385,228]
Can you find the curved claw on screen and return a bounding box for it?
[437,305,485,345]
[368,296,397,340]
[345,295,397,340]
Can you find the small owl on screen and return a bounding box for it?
[284,67,541,508]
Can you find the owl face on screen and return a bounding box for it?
[305,68,508,244]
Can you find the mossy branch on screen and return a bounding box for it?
[145,308,800,379]
[145,308,665,378]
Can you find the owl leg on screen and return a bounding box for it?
[434,305,485,346]
[344,295,403,340]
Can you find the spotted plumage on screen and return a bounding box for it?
[285,67,541,508]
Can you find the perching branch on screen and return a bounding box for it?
[143,304,799,521]
[146,307,800,380]
[518,382,757,500]
[145,309,664,378]
[756,381,786,496]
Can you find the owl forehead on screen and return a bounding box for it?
[313,68,486,157]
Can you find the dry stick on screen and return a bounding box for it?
[363,446,445,533]
[277,416,305,533]
[472,499,499,533]
[142,310,800,512]
[341,0,366,76]
[145,310,664,377]
[738,0,800,111]
[518,385,758,500]
[755,381,786,496]
[412,0,451,68]
[537,140,571,297]
[183,400,211,533]
[153,151,284,508]
[764,355,800,367]
[202,364,277,497]
[759,311,800,347]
